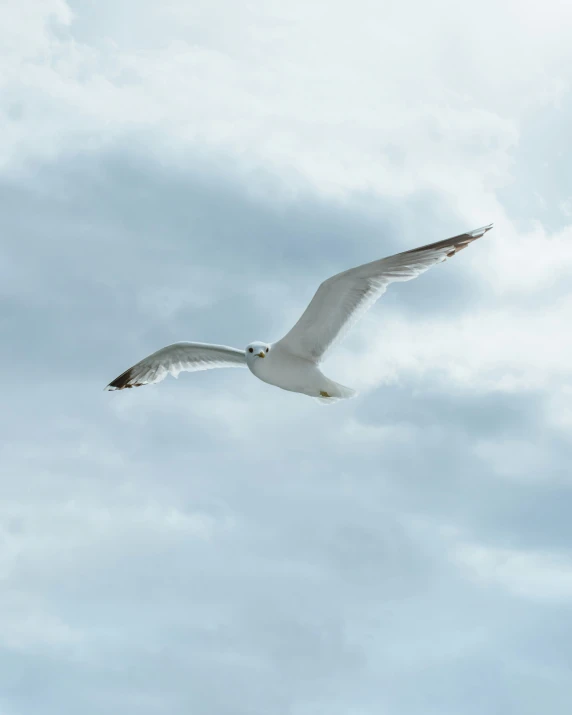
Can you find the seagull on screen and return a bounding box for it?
[105,223,492,403]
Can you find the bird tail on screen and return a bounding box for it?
[313,377,357,405]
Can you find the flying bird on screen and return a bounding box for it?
[105,223,492,403]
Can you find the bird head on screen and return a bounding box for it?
[245,342,270,360]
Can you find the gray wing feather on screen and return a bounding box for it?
[105,342,246,390]
[275,224,493,362]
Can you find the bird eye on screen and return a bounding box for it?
[266,348,269,353]
[248,347,253,353]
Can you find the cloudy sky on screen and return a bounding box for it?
[2,1,572,713]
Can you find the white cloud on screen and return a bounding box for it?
[0,591,81,652]
[326,293,572,394]
[341,419,415,450]
[1,0,569,208]
[0,0,72,61]
[476,221,572,295]
[0,497,221,590]
[473,439,560,483]
[453,542,572,601]
[560,198,572,217]
[544,386,572,436]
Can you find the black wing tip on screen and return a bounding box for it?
[449,222,494,254]
[104,368,147,391]
[404,222,494,257]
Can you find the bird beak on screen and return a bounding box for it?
[257,351,265,358]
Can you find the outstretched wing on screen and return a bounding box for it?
[105,342,246,390]
[274,224,493,363]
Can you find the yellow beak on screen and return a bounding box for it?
[258,351,265,358]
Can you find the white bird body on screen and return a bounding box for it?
[105,224,493,403]
[246,342,355,402]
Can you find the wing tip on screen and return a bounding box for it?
[466,222,494,239]
[403,222,493,257]
[104,368,147,391]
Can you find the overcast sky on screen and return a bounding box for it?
[1,1,572,713]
